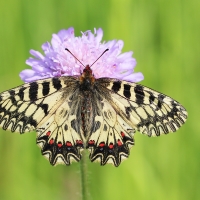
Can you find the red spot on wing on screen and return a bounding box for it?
[117,139,123,146]
[49,139,54,145]
[76,140,83,145]
[76,140,82,144]
[66,141,72,147]
[46,131,51,136]
[99,142,105,147]
[109,143,114,149]
[57,142,62,148]
[88,140,95,145]
[121,132,125,137]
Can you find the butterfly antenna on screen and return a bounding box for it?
[90,49,109,67]
[65,48,109,68]
[65,48,85,67]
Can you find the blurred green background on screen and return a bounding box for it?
[0,0,199,200]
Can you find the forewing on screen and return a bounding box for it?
[102,79,188,137]
[0,77,67,133]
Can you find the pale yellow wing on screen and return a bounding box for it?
[85,78,187,166]
[87,96,135,166]
[103,79,187,137]
[0,77,84,165]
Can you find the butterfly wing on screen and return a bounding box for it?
[85,79,135,167]
[101,78,187,136]
[36,84,84,165]
[0,77,84,165]
[86,78,187,166]
[86,94,135,166]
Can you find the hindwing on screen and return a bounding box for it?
[86,92,135,166]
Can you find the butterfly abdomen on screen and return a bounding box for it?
[80,91,92,138]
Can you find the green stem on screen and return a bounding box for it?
[80,150,90,200]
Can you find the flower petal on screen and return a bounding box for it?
[21,27,144,83]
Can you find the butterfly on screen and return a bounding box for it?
[0,50,188,167]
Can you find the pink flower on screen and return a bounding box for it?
[20,27,144,83]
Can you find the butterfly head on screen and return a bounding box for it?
[79,65,95,90]
[82,65,93,75]
[65,48,109,90]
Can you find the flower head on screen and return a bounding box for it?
[20,27,144,83]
